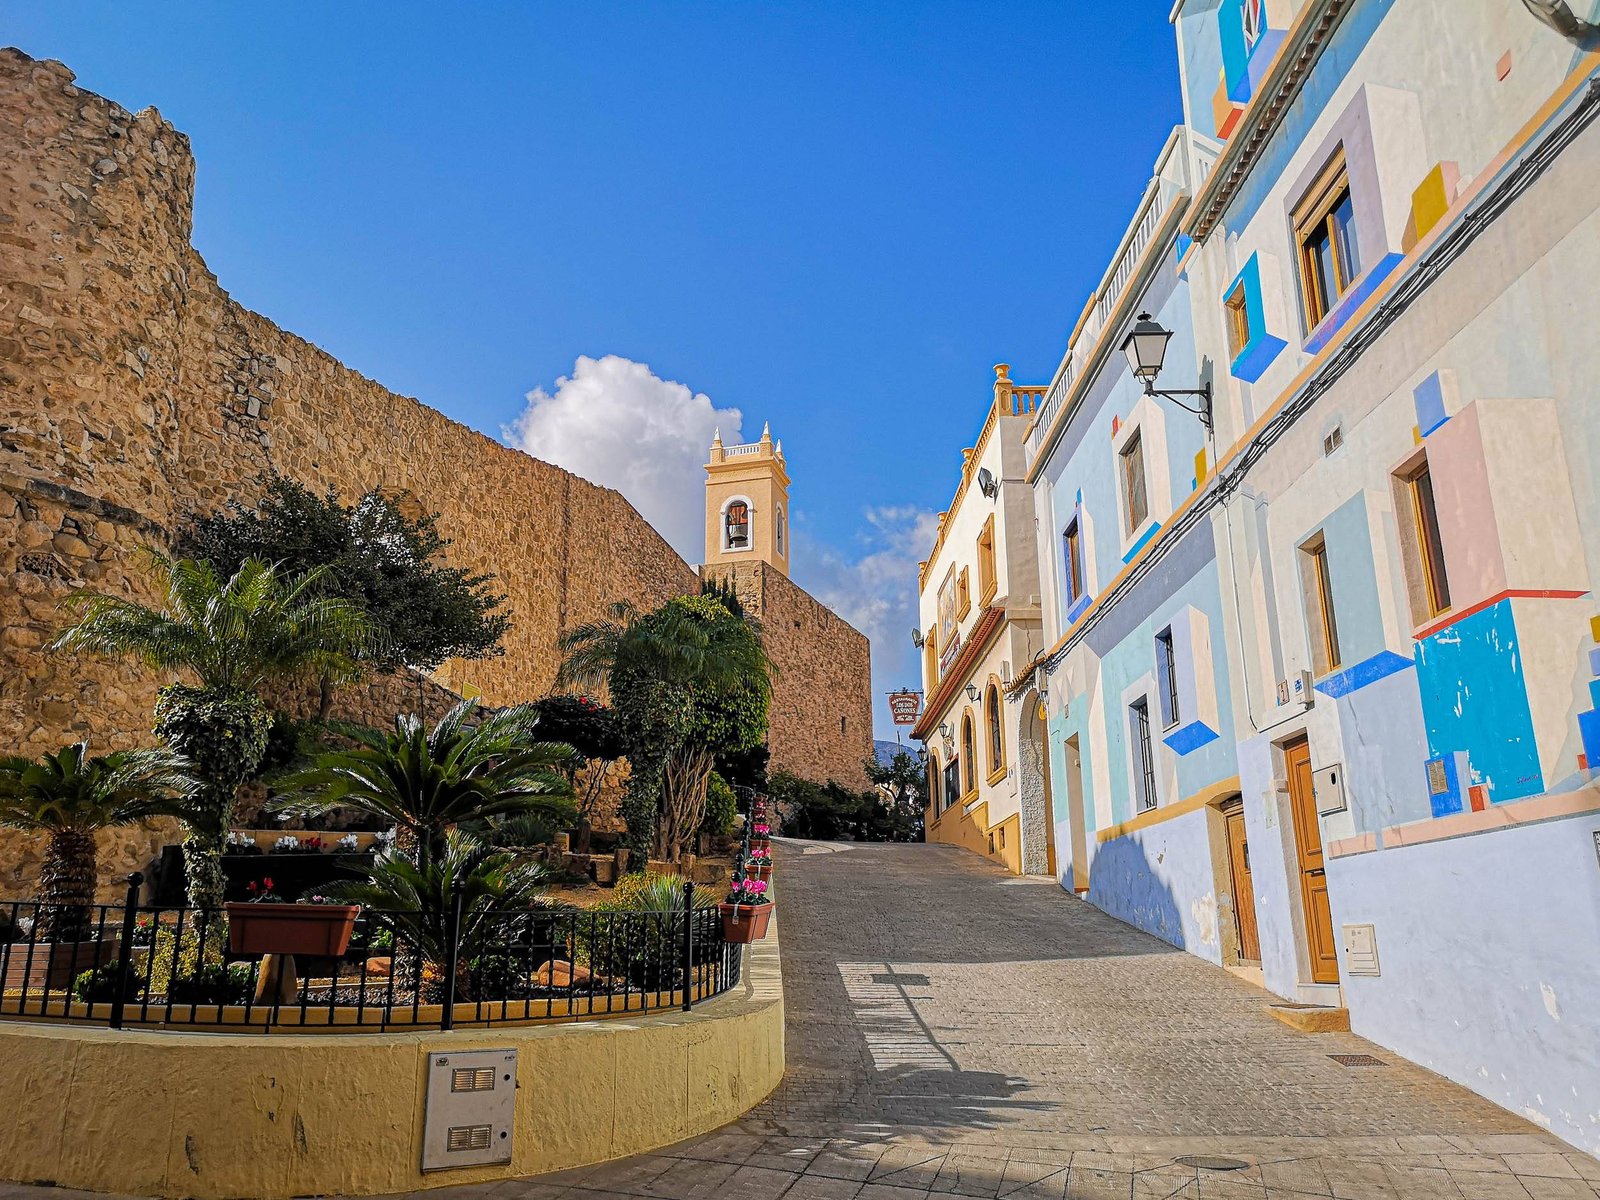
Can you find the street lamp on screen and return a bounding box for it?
[1119,312,1212,433]
[964,683,980,702]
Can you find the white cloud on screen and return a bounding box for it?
[504,355,741,563]
[790,505,939,741]
[506,355,935,741]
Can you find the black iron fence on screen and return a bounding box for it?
[0,877,740,1033]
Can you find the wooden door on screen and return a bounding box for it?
[1222,802,1261,962]
[1284,737,1339,983]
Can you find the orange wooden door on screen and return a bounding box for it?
[1223,803,1261,962]
[1284,737,1339,983]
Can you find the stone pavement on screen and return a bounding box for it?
[493,840,1599,1200]
[4,840,1591,1200]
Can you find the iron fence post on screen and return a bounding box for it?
[681,880,695,1012]
[108,872,143,1030]
[441,880,465,1031]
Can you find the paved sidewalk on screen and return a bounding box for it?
[4,840,1592,1200]
[516,840,1599,1200]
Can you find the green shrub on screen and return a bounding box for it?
[701,772,737,838]
[167,963,253,1006]
[72,964,144,1004]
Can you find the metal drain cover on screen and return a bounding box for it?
[871,973,930,987]
[1173,1156,1250,1171]
[1329,1053,1387,1066]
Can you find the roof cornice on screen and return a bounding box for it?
[1182,0,1354,244]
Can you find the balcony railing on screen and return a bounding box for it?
[1025,127,1195,467]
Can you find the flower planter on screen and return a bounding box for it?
[747,862,772,883]
[224,903,360,957]
[749,837,771,854]
[719,902,772,944]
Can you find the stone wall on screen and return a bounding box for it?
[0,48,873,890]
[705,561,874,791]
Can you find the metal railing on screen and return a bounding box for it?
[0,875,741,1033]
[1025,126,1196,467]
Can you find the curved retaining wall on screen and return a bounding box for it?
[0,921,782,1199]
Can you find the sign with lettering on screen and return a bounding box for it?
[887,691,922,726]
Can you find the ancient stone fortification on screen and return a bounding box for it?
[705,561,874,792]
[0,49,872,888]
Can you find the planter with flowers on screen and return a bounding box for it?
[224,879,360,957]
[745,846,772,882]
[749,822,771,855]
[719,877,773,943]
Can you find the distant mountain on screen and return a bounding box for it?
[874,739,910,768]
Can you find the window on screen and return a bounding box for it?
[1130,698,1157,812]
[976,516,997,606]
[961,714,977,795]
[956,567,972,618]
[1063,516,1085,608]
[1225,281,1251,359]
[1294,153,1361,330]
[840,715,847,737]
[943,758,961,810]
[1301,533,1342,674]
[724,499,751,550]
[1155,627,1180,729]
[776,506,786,556]
[1120,430,1149,534]
[985,684,1004,780]
[924,631,938,686]
[927,754,941,813]
[1397,457,1452,621]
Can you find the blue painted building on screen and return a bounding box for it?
[981,0,1600,1155]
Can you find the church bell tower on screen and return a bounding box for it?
[704,422,790,576]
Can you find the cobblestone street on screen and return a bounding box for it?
[521,841,1598,1200]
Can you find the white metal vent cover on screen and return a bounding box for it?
[422,1048,517,1172]
[1342,923,1380,977]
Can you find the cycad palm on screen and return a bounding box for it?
[276,699,576,872]
[0,743,195,939]
[49,551,374,910]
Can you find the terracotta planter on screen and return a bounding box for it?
[719,902,773,944]
[749,837,771,854]
[746,862,773,882]
[224,903,360,957]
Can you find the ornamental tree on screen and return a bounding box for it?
[179,474,511,717]
[558,591,771,865]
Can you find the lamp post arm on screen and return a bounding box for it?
[1146,381,1213,432]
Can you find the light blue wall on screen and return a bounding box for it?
[1329,812,1600,1156]
[1039,239,1203,639]
[1087,809,1223,963]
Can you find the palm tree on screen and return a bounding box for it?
[0,743,195,940]
[274,700,576,872]
[559,595,771,865]
[49,552,374,911]
[329,830,552,1002]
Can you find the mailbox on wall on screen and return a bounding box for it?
[1313,763,1346,816]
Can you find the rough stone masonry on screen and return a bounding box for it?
[0,47,873,894]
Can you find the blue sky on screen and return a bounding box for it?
[7,2,1182,741]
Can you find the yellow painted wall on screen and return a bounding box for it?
[0,924,784,1199]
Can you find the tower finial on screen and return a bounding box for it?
[711,427,723,447]
[760,421,772,443]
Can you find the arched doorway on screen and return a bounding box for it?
[1016,691,1058,878]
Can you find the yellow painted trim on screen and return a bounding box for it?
[1015,55,1600,695]
[1095,776,1241,844]
[0,920,785,1199]
[986,765,1007,787]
